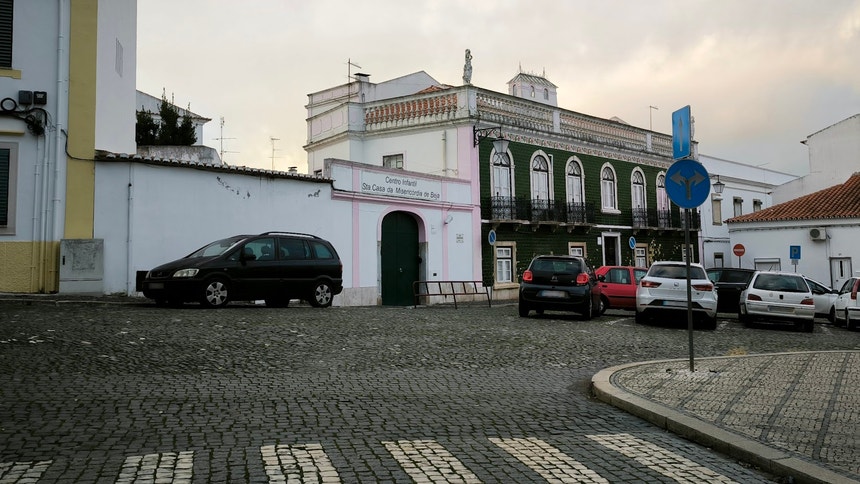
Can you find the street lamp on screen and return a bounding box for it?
[473,125,508,160]
[712,175,725,194]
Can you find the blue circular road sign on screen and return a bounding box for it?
[665,159,711,209]
[488,229,497,246]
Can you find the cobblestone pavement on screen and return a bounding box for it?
[1,296,859,483]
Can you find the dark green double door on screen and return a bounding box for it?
[381,212,419,306]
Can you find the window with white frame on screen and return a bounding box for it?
[631,169,646,209]
[753,199,762,212]
[600,165,618,211]
[714,253,724,268]
[656,173,670,227]
[492,149,511,198]
[495,244,515,284]
[635,246,647,267]
[566,158,583,204]
[383,154,403,169]
[531,154,550,206]
[568,243,585,257]
[733,197,743,217]
[711,197,722,225]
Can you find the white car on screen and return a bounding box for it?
[803,277,838,322]
[833,276,860,330]
[635,261,718,330]
[738,271,815,332]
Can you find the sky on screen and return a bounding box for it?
[136,0,860,176]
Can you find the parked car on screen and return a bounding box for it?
[833,276,860,330]
[595,266,648,311]
[142,232,343,308]
[802,276,838,322]
[635,261,717,329]
[706,267,756,313]
[738,271,815,332]
[518,255,602,319]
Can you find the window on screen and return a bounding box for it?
[753,199,762,212]
[711,197,722,225]
[531,154,550,203]
[656,173,670,227]
[492,149,511,197]
[714,253,724,268]
[600,165,618,211]
[383,154,403,169]
[565,158,583,204]
[0,143,17,234]
[495,244,514,284]
[635,246,647,267]
[631,169,646,209]
[530,86,535,98]
[543,88,549,100]
[568,243,585,257]
[0,0,12,69]
[733,197,743,217]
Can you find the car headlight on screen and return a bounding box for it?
[173,268,199,278]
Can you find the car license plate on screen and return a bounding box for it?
[147,282,164,289]
[769,306,793,313]
[539,290,567,298]
[663,300,687,307]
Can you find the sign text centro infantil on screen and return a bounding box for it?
[360,171,442,201]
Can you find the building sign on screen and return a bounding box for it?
[360,171,442,201]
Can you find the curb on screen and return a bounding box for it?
[591,357,859,484]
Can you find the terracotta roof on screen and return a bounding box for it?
[727,172,860,223]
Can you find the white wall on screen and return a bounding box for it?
[94,158,479,306]
[728,220,859,290]
[94,0,136,154]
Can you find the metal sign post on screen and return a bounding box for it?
[668,106,710,372]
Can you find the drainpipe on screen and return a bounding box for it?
[50,0,70,291]
[126,164,134,294]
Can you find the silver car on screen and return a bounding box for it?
[635,261,718,330]
[738,271,815,332]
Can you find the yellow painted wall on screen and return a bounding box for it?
[65,0,98,239]
[0,241,59,293]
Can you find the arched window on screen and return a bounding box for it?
[601,165,617,211]
[530,85,536,98]
[531,155,550,202]
[631,170,646,209]
[566,159,583,204]
[491,148,513,219]
[543,88,549,100]
[656,173,670,227]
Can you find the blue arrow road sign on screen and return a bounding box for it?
[666,159,710,209]
[672,105,692,160]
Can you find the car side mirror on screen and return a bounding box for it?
[598,275,605,282]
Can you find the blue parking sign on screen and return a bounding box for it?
[790,245,801,260]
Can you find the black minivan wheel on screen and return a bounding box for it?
[308,281,333,308]
[201,277,230,308]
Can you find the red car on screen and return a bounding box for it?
[595,266,648,311]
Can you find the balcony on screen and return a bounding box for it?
[483,198,700,231]
[482,197,594,226]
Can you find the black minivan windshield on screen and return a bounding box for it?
[187,236,245,258]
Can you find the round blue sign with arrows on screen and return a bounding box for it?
[666,159,711,209]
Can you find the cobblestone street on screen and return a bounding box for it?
[2,300,858,482]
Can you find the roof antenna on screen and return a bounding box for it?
[347,58,362,82]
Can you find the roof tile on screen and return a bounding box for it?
[727,172,860,223]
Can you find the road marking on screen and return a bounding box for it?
[490,437,609,483]
[261,443,341,483]
[115,451,193,484]
[382,439,481,483]
[0,460,52,483]
[587,433,737,483]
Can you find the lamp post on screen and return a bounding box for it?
[474,126,510,218]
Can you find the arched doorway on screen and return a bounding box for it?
[381,211,420,306]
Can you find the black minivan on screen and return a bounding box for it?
[142,232,343,308]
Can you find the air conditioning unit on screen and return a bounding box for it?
[809,227,827,241]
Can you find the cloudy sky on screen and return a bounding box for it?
[137,0,860,176]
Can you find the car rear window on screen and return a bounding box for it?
[649,265,706,280]
[721,270,754,283]
[532,259,582,274]
[753,274,809,292]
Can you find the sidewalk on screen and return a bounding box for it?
[593,351,860,484]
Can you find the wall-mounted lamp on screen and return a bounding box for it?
[473,126,508,155]
[711,175,725,194]
[444,214,454,225]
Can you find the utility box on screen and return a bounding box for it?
[59,239,104,294]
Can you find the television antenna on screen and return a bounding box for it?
[270,137,281,170]
[347,58,362,82]
[212,117,238,163]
